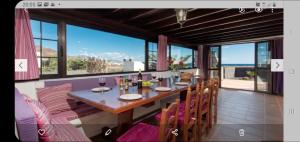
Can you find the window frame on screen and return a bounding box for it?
[146,41,158,71]
[31,16,154,79]
[65,23,149,77]
[169,44,195,69]
[30,18,63,79]
[30,15,196,79]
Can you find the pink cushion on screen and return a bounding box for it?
[26,99,56,142]
[155,110,185,126]
[179,102,208,111]
[156,100,207,126]
[117,123,159,142]
[37,83,77,115]
[51,117,90,142]
[52,103,101,121]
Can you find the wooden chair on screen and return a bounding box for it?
[180,72,193,82]
[182,85,200,142]
[159,99,180,142]
[197,80,213,141]
[117,99,180,142]
[155,85,200,142]
[209,78,219,128]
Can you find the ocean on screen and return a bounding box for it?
[222,64,255,66]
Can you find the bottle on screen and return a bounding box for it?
[125,76,129,90]
[137,69,143,89]
[119,76,124,91]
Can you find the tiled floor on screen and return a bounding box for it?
[91,89,283,142]
[203,89,283,141]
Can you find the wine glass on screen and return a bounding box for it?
[158,73,163,82]
[132,76,138,87]
[99,77,106,93]
[152,73,157,80]
[128,75,132,86]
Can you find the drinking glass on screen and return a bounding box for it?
[152,73,157,80]
[99,77,106,93]
[132,76,138,86]
[158,73,163,82]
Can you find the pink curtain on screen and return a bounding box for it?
[271,38,284,95]
[157,35,168,71]
[197,45,203,69]
[197,45,205,79]
[15,9,39,80]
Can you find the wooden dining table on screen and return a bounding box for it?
[68,77,202,138]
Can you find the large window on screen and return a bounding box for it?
[170,45,193,69]
[31,20,59,75]
[30,18,197,78]
[66,24,145,75]
[147,42,157,70]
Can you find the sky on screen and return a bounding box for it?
[222,43,255,64]
[66,24,146,62]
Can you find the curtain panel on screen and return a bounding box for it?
[197,45,209,80]
[197,45,206,79]
[15,9,39,80]
[271,38,284,95]
[157,35,168,71]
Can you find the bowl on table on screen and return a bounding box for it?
[142,81,153,88]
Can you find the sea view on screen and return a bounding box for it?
[222,64,255,67]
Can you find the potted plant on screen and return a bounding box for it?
[246,71,255,80]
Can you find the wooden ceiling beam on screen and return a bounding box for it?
[143,9,197,26]
[127,9,163,21]
[200,31,283,45]
[193,30,283,44]
[30,9,157,40]
[170,11,283,37]
[149,9,230,31]
[111,8,121,13]
[184,20,283,40]
[194,26,283,42]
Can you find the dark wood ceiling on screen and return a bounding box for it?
[29,8,283,46]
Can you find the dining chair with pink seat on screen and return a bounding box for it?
[155,84,201,142]
[197,80,213,140]
[181,85,200,142]
[209,78,219,128]
[117,99,180,142]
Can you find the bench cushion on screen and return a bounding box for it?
[52,103,101,121]
[26,99,56,142]
[37,83,77,115]
[51,117,90,142]
[117,123,159,142]
[15,88,39,142]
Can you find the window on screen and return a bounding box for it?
[170,45,193,69]
[208,46,220,79]
[66,24,145,75]
[31,20,59,75]
[148,42,157,70]
[194,49,198,68]
[209,46,220,69]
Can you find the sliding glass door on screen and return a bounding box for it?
[208,46,221,84]
[255,41,271,93]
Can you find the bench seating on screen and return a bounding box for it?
[15,73,153,141]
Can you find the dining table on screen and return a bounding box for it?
[68,77,203,138]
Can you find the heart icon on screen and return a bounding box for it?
[38,129,46,136]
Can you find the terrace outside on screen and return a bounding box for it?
[221,64,255,90]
